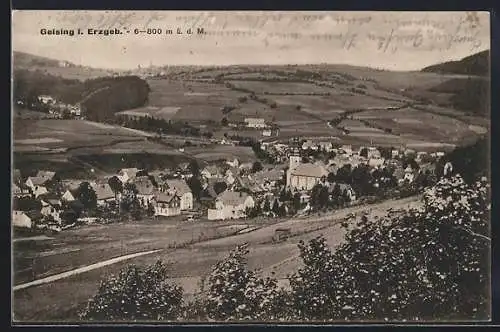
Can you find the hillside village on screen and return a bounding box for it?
[12,133,449,232]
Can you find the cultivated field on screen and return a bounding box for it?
[184,145,256,162]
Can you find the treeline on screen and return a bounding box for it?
[13,69,150,121]
[118,116,214,138]
[421,50,489,76]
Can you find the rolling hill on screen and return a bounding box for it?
[421,50,489,76]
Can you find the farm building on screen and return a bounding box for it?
[208,191,255,221]
[244,118,266,129]
[154,192,181,217]
[340,145,353,156]
[262,128,280,137]
[165,179,193,211]
[40,196,63,223]
[61,189,76,202]
[302,140,319,151]
[38,95,56,104]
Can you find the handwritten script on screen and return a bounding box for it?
[50,11,486,52]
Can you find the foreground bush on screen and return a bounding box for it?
[189,244,289,321]
[289,174,490,322]
[80,261,183,321]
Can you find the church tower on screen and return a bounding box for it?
[289,146,301,171]
[287,138,302,188]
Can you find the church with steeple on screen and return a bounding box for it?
[286,139,328,191]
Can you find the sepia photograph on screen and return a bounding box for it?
[11,10,491,324]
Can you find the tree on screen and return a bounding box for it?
[108,176,123,204]
[327,172,336,183]
[292,193,302,212]
[289,174,491,321]
[199,245,285,321]
[213,181,227,195]
[359,147,368,158]
[76,182,97,210]
[188,160,200,177]
[60,209,79,225]
[272,199,280,215]
[80,261,183,321]
[221,117,229,126]
[251,161,263,173]
[310,184,323,210]
[187,177,203,200]
[319,186,330,209]
[263,197,271,212]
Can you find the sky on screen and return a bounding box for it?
[12,11,490,71]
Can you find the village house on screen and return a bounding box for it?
[391,149,400,159]
[403,165,416,183]
[318,141,334,152]
[208,191,255,221]
[201,165,221,179]
[404,148,416,157]
[367,147,381,159]
[262,127,279,137]
[286,147,328,191]
[165,179,193,211]
[117,168,140,183]
[91,182,116,207]
[61,189,77,202]
[12,210,42,229]
[238,162,254,174]
[12,183,31,198]
[226,158,240,168]
[25,177,49,198]
[340,145,353,156]
[39,196,63,223]
[244,118,267,129]
[224,168,238,185]
[133,177,156,207]
[154,192,181,217]
[368,157,385,169]
[302,140,318,151]
[38,95,56,104]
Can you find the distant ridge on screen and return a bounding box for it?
[13,51,76,68]
[421,50,489,76]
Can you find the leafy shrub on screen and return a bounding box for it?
[80,261,183,321]
[200,244,286,321]
[289,174,490,322]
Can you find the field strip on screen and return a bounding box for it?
[13,249,163,292]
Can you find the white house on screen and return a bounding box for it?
[201,165,220,179]
[208,191,255,221]
[38,95,56,104]
[61,189,76,202]
[226,158,240,168]
[12,210,40,228]
[40,198,62,223]
[25,177,49,198]
[340,145,353,156]
[117,168,139,183]
[154,192,181,217]
[244,118,266,128]
[165,179,193,211]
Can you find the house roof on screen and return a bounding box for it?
[155,191,179,203]
[120,168,139,179]
[27,176,49,186]
[36,170,56,181]
[166,179,191,195]
[217,191,251,206]
[252,169,283,183]
[290,163,328,178]
[93,183,115,200]
[61,179,83,191]
[133,177,155,195]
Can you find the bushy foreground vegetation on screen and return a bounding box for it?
[80,172,490,322]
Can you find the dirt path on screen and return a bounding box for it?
[13,249,162,292]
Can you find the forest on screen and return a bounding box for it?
[13,69,150,121]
